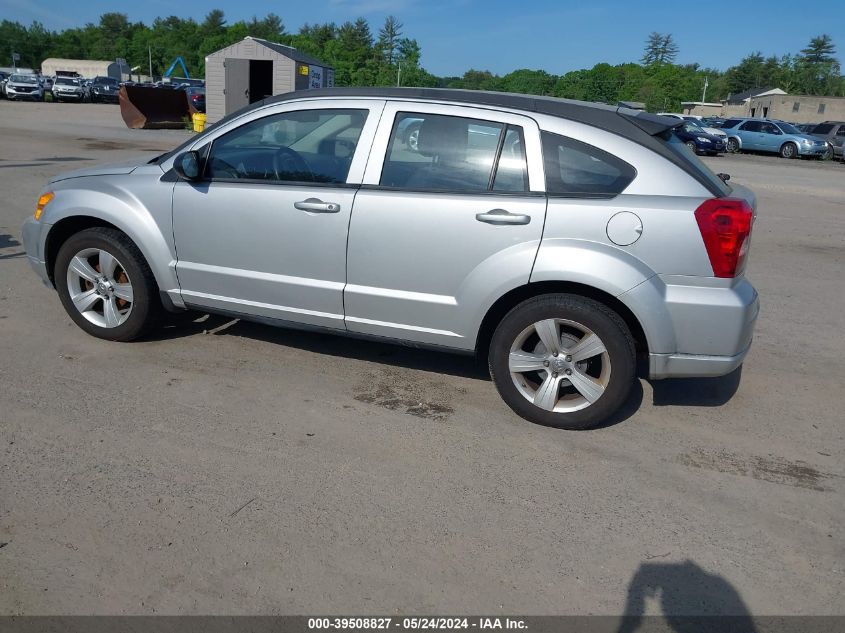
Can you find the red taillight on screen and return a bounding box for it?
[694,197,754,278]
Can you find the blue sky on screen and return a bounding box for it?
[2,0,844,76]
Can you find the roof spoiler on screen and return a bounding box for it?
[617,108,682,136]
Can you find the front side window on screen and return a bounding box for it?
[541,132,636,197]
[836,126,845,137]
[206,108,367,184]
[380,112,527,193]
[760,122,780,135]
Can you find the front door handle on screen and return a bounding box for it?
[294,198,341,213]
[475,208,531,225]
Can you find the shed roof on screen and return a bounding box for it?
[244,37,328,68]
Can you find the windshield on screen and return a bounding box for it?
[55,77,80,86]
[776,122,801,135]
[11,74,38,84]
[94,77,118,85]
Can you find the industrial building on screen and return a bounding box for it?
[41,58,123,80]
[204,36,334,123]
[682,87,845,123]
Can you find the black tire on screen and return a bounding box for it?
[685,140,698,155]
[726,138,740,153]
[404,121,422,151]
[54,227,161,341]
[780,142,798,159]
[489,294,636,430]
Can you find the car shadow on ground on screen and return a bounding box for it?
[154,313,740,427]
[649,367,743,407]
[0,233,25,260]
[616,559,758,633]
[155,312,490,381]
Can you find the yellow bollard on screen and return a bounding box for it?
[192,112,206,133]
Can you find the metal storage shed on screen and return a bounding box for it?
[204,36,335,123]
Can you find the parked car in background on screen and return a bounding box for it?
[41,75,54,97]
[87,76,120,103]
[672,121,726,155]
[803,121,845,160]
[721,118,829,158]
[0,71,9,98]
[22,88,759,430]
[658,113,727,142]
[702,117,727,128]
[52,76,85,102]
[185,87,206,113]
[795,123,816,134]
[4,73,44,101]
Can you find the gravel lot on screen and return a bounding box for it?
[1,101,843,616]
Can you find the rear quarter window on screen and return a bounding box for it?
[658,131,732,196]
[541,132,636,197]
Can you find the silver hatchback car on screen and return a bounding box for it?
[22,88,759,429]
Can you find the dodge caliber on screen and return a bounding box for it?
[22,88,759,429]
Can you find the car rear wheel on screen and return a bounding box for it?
[55,227,161,341]
[726,138,740,153]
[780,142,798,159]
[489,294,636,430]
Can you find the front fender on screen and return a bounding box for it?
[40,175,179,298]
[530,238,677,354]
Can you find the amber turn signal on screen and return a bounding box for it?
[35,192,54,221]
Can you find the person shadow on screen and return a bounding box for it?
[617,560,758,633]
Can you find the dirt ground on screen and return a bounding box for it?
[0,101,843,616]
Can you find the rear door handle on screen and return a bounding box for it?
[294,198,341,213]
[475,208,531,225]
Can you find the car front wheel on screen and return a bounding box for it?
[780,142,798,159]
[726,138,740,153]
[55,227,161,341]
[489,294,636,430]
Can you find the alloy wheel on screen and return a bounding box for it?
[65,247,134,328]
[508,318,611,413]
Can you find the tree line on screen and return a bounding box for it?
[1,13,842,112]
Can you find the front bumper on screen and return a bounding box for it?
[55,91,84,100]
[91,91,119,102]
[797,143,829,156]
[21,217,53,288]
[7,89,42,100]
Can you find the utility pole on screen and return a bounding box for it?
[396,60,401,87]
[701,75,709,103]
[148,46,153,82]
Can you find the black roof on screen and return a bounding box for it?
[259,87,679,137]
[249,37,329,68]
[725,87,778,104]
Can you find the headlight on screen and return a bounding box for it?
[35,192,54,221]
[801,138,812,145]
[697,137,712,143]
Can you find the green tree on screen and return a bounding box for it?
[377,15,403,66]
[641,32,678,65]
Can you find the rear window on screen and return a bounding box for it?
[658,131,732,196]
[721,119,743,129]
[541,132,636,197]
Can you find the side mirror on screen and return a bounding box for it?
[174,151,201,181]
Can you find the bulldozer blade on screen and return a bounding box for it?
[119,85,197,130]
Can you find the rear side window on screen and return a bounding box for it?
[380,112,528,193]
[541,132,636,197]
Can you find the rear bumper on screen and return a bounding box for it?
[649,342,751,379]
[622,276,759,380]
